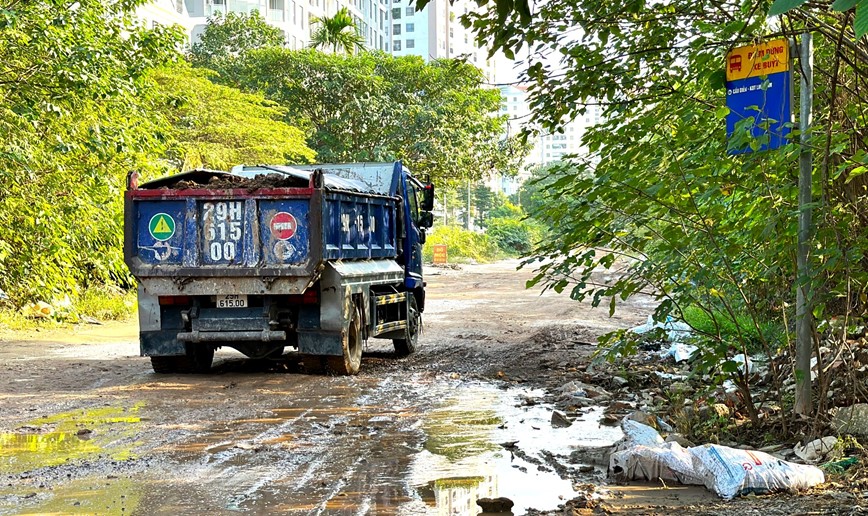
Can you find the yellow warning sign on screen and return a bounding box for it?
[148,213,176,241]
[154,218,171,234]
[726,38,790,81]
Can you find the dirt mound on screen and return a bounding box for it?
[166,173,308,190]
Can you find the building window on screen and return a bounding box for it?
[393,23,401,35]
[392,7,400,18]
[406,22,414,32]
[406,39,414,48]
[405,6,414,15]
[393,40,401,51]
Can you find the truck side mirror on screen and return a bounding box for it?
[421,183,435,212]
[418,211,434,229]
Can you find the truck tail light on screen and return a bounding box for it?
[159,296,192,306]
[286,289,319,305]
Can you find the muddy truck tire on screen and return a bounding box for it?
[150,344,214,374]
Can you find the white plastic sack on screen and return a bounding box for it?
[659,342,699,363]
[631,315,693,344]
[618,419,665,449]
[610,442,704,485]
[689,444,825,499]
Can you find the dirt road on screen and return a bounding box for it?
[0,261,859,515]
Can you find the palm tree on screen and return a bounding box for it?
[309,7,366,55]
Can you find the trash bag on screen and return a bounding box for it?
[610,442,704,485]
[607,420,825,499]
[688,444,825,499]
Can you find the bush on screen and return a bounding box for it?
[423,225,500,263]
[486,217,541,256]
[680,305,782,355]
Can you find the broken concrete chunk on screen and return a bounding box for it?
[551,410,572,428]
[476,497,514,512]
[831,404,868,438]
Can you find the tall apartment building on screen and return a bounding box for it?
[388,0,494,81]
[137,0,389,50]
[489,84,602,195]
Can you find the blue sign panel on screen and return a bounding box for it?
[725,71,791,154]
[136,201,185,265]
[259,199,310,265]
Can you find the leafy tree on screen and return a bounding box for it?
[229,49,526,183]
[0,1,315,304]
[189,11,284,74]
[309,7,365,55]
[472,184,506,226]
[462,1,868,422]
[0,0,182,303]
[149,63,315,171]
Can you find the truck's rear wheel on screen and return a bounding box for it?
[301,355,325,374]
[326,305,362,375]
[150,344,214,374]
[393,295,420,357]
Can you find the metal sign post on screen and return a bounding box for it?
[794,32,814,416]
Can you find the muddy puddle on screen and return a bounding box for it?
[409,384,622,514]
[1,375,624,515]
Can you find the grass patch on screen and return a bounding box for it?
[75,286,137,321]
[680,305,782,354]
[423,225,501,263]
[0,286,136,331]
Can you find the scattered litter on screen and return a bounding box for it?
[659,342,699,363]
[608,420,825,499]
[23,301,54,319]
[611,441,704,485]
[631,315,693,344]
[822,456,858,473]
[690,443,825,499]
[794,436,838,464]
[731,353,755,374]
[654,371,687,381]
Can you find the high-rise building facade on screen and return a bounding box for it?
[136,0,490,61]
[388,0,494,81]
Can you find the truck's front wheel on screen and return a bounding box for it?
[327,305,362,375]
[393,295,419,357]
[150,344,214,374]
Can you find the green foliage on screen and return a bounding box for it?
[309,7,366,55]
[188,11,284,73]
[514,162,578,217]
[467,0,868,421]
[680,306,783,355]
[0,1,315,305]
[222,49,526,183]
[486,216,541,256]
[423,226,500,263]
[472,184,507,226]
[0,0,182,304]
[149,63,315,171]
[769,0,868,38]
[74,287,137,321]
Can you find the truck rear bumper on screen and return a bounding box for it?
[177,330,287,343]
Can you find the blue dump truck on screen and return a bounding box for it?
[123,162,435,375]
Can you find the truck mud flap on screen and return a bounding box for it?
[297,331,344,356]
[140,330,186,356]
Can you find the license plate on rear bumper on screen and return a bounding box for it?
[216,294,247,308]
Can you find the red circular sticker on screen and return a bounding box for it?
[270,212,297,240]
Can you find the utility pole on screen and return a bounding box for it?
[466,180,471,230]
[794,32,814,416]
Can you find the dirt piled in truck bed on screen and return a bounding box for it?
[165,172,309,191]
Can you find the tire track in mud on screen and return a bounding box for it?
[136,373,440,515]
